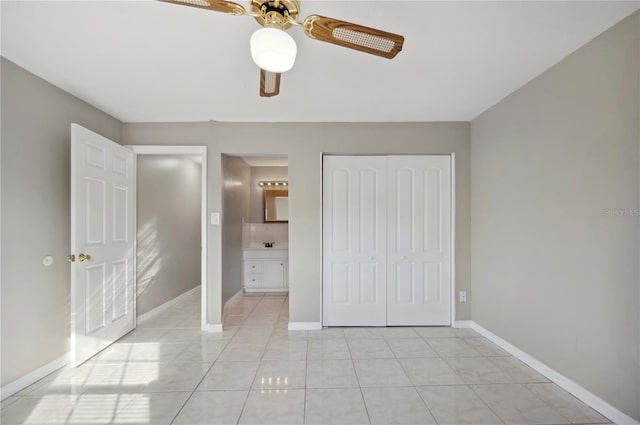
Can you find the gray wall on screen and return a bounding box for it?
[136,155,202,316]
[471,13,640,421]
[221,155,250,304]
[0,58,122,386]
[123,122,472,324]
[249,166,288,223]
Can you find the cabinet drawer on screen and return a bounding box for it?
[244,273,262,288]
[244,261,262,274]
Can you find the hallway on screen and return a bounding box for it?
[1,292,609,424]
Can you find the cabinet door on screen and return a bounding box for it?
[262,260,286,289]
[283,260,289,289]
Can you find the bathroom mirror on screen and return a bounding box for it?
[264,188,288,222]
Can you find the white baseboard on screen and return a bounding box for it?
[453,320,472,328]
[137,286,200,324]
[244,288,289,293]
[288,322,322,331]
[470,321,639,425]
[222,289,243,323]
[1,353,69,400]
[202,323,223,333]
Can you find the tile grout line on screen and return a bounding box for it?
[235,295,275,425]
[346,334,373,425]
[165,295,229,425]
[467,383,508,425]
[394,335,442,425]
[167,355,217,424]
[518,382,595,425]
[299,296,309,425]
[231,295,264,424]
[172,293,263,425]
[5,292,606,425]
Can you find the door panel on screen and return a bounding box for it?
[263,260,286,288]
[71,124,135,367]
[85,264,106,334]
[112,260,128,320]
[387,156,451,325]
[323,156,387,326]
[394,168,415,252]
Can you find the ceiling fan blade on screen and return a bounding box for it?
[260,69,281,97]
[302,15,404,59]
[159,0,246,16]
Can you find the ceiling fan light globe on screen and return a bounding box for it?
[250,28,297,73]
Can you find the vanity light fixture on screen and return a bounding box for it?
[258,180,288,187]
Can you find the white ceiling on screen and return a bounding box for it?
[2,1,638,123]
[241,155,288,166]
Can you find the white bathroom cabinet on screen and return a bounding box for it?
[243,249,288,292]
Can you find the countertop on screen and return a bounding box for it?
[243,242,289,250]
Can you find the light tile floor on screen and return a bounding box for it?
[1,291,611,425]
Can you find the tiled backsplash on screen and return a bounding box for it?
[243,223,288,247]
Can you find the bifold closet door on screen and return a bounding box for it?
[323,156,387,326]
[387,156,451,325]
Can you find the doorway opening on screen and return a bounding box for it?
[129,146,208,330]
[220,154,289,325]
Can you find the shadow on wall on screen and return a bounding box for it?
[136,215,163,298]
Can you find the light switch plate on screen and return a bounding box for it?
[459,291,467,302]
[211,212,220,225]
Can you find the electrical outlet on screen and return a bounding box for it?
[459,291,467,302]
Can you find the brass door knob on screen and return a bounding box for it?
[67,254,75,262]
[78,253,91,262]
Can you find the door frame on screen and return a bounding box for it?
[320,153,457,326]
[127,145,209,331]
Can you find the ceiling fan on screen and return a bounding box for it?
[160,0,405,97]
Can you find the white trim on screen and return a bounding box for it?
[1,353,69,400]
[453,320,472,328]
[202,323,223,332]
[132,155,138,326]
[319,152,325,326]
[137,286,200,324]
[450,153,456,326]
[288,322,322,330]
[244,288,289,293]
[126,145,208,331]
[126,145,205,155]
[200,149,208,331]
[222,289,243,323]
[470,321,639,425]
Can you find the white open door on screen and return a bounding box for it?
[323,156,387,326]
[387,155,451,325]
[70,124,135,367]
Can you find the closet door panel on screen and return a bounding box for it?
[387,156,451,325]
[323,156,387,326]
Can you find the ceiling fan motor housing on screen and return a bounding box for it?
[251,0,300,29]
